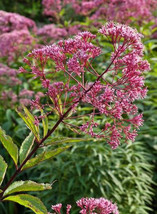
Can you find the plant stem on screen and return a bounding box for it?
[0,144,39,200]
[0,47,121,200]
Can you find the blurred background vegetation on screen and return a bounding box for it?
[0,0,43,21]
[0,0,157,214]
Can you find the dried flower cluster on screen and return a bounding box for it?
[21,22,150,149]
[49,197,119,214]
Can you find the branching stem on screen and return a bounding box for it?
[0,46,121,200]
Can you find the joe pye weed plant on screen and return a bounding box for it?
[0,22,150,214]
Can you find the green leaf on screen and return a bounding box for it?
[19,132,35,164]
[16,107,40,141]
[44,137,91,146]
[0,155,7,186]
[22,146,70,170]
[40,110,48,138]
[3,194,47,214]
[107,171,124,193]
[23,106,40,140]
[3,180,52,196]
[0,127,18,166]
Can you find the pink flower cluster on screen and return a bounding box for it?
[0,88,43,109]
[0,10,81,64]
[42,0,71,19]
[1,91,18,108]
[37,24,81,44]
[0,10,36,34]
[37,24,68,44]
[0,29,35,63]
[42,0,157,25]
[0,64,19,107]
[22,22,150,149]
[78,0,157,24]
[49,197,119,214]
[0,62,44,108]
[42,0,61,17]
[105,0,157,24]
[0,63,21,86]
[71,0,104,16]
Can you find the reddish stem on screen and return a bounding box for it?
[0,46,121,200]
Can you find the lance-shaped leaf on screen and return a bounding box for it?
[42,116,48,138]
[23,106,40,138]
[44,137,91,146]
[0,127,18,166]
[3,194,47,214]
[40,109,48,138]
[0,155,7,186]
[16,106,40,141]
[22,146,70,170]
[3,180,52,196]
[19,132,35,164]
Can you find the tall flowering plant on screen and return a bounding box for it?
[21,22,149,148]
[0,22,150,214]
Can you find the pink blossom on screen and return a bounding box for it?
[0,63,22,86]
[0,10,36,34]
[35,92,45,100]
[106,0,157,24]
[19,98,32,106]
[130,114,144,127]
[42,79,50,88]
[0,29,35,63]
[0,90,17,108]
[42,0,62,18]
[51,203,62,214]
[50,197,118,214]
[19,89,34,106]
[42,0,157,25]
[23,22,149,149]
[19,89,34,98]
[123,126,138,141]
[70,0,157,25]
[66,205,72,214]
[67,25,81,36]
[37,24,68,44]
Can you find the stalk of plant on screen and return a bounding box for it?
[0,31,120,201]
[0,22,150,204]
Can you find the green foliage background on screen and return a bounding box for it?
[0,1,157,214]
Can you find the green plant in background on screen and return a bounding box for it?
[0,111,70,214]
[137,37,157,214]
[30,141,154,214]
[0,0,43,22]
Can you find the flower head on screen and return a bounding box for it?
[22,22,149,149]
[50,197,118,214]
